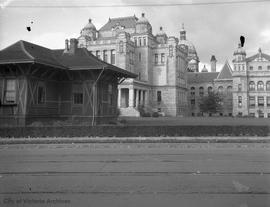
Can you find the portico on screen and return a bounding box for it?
[118,86,149,116]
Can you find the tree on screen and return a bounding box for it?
[199,92,222,115]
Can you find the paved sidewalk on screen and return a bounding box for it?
[0,136,270,144]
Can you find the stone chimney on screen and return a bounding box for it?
[142,13,145,18]
[64,39,69,53]
[69,38,78,54]
[210,55,217,72]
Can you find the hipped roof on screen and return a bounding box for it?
[0,40,136,78]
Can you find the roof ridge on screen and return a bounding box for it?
[109,16,137,20]
[20,40,34,60]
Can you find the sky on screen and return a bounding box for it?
[0,0,270,72]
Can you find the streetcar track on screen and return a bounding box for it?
[0,171,269,176]
[0,191,269,195]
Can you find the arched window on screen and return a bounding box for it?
[190,87,195,96]
[199,87,204,96]
[218,86,224,95]
[227,86,232,94]
[208,86,213,94]
[266,81,270,91]
[249,81,255,91]
[257,81,264,91]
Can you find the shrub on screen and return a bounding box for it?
[118,118,127,125]
[28,121,44,127]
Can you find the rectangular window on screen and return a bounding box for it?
[258,96,264,107]
[157,91,162,102]
[154,54,158,64]
[191,99,195,106]
[111,50,115,64]
[96,50,100,59]
[249,96,255,108]
[161,53,165,63]
[37,85,45,104]
[249,113,255,117]
[134,37,137,46]
[268,65,270,70]
[249,66,253,70]
[4,79,16,104]
[259,112,264,118]
[103,50,108,62]
[73,93,83,104]
[258,66,262,70]
[143,37,146,46]
[238,84,242,91]
[238,96,242,108]
[139,53,141,62]
[267,97,270,107]
[139,38,142,46]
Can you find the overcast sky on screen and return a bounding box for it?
[0,0,270,71]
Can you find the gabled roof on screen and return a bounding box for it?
[216,61,232,80]
[187,72,219,84]
[246,52,270,62]
[99,16,138,32]
[0,40,65,69]
[0,40,137,78]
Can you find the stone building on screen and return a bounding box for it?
[77,14,199,117]
[232,44,270,118]
[187,57,233,116]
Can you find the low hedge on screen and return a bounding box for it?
[0,125,269,138]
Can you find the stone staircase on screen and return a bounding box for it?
[119,107,140,117]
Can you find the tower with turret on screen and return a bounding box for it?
[232,42,248,116]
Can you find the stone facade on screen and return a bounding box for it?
[77,14,197,117]
[232,45,270,118]
[187,59,233,117]
[187,44,270,119]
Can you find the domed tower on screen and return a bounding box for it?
[156,27,167,44]
[80,18,97,40]
[136,13,152,34]
[232,41,248,117]
[179,23,199,72]
[232,41,246,72]
[210,55,217,72]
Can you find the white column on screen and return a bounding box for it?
[118,88,121,108]
[145,90,148,106]
[129,87,134,108]
[136,89,139,108]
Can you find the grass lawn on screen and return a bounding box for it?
[123,117,270,126]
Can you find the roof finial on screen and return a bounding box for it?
[160,26,163,31]
[258,48,262,53]
[182,23,184,30]
[238,41,241,48]
[88,18,92,23]
[142,13,145,17]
